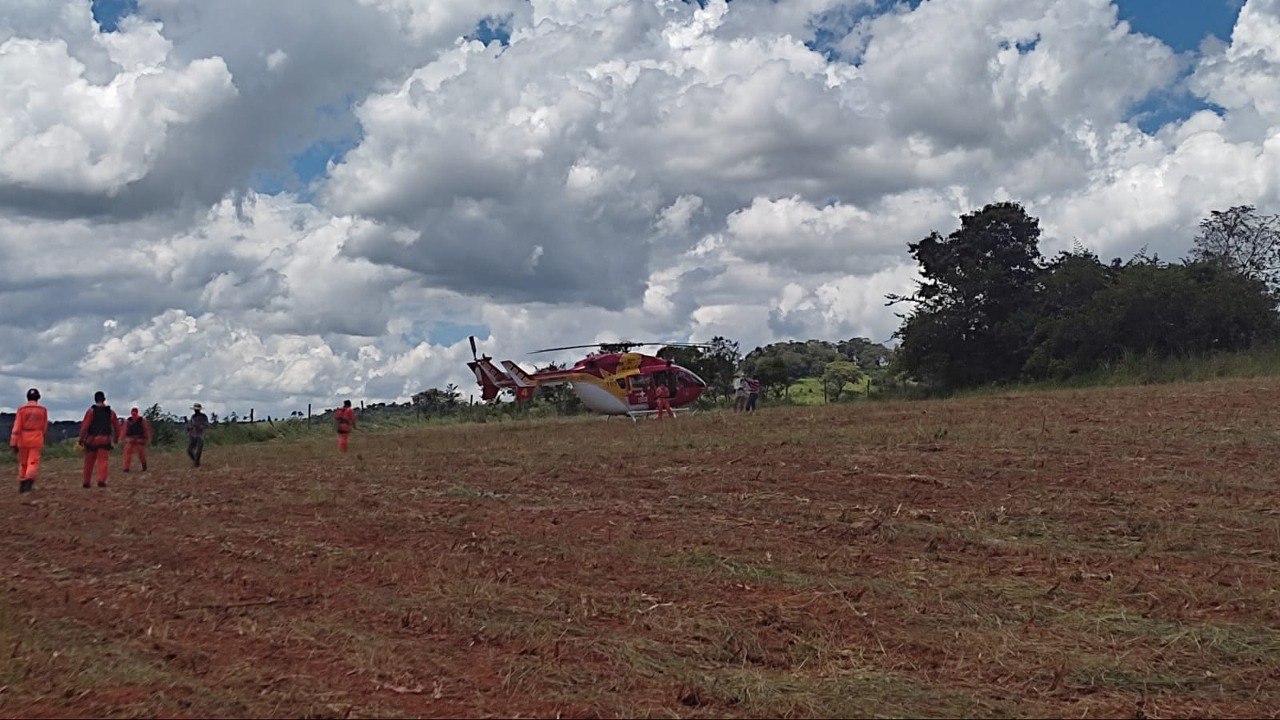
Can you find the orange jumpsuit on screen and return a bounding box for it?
[79,404,120,487]
[334,407,356,452]
[121,412,152,471]
[655,383,674,420]
[10,400,48,487]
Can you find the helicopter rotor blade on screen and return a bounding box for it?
[528,343,615,354]
[468,335,478,361]
[528,341,713,354]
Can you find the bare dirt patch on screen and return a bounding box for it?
[4,378,1280,717]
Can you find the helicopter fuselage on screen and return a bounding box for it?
[469,351,707,416]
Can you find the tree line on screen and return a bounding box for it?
[892,203,1280,389]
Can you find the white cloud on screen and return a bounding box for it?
[0,27,235,194]
[1192,0,1280,126]
[80,308,476,416]
[3,0,1280,417]
[722,192,958,273]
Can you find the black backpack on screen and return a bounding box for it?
[87,405,114,436]
[126,416,146,438]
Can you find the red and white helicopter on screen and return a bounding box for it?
[467,337,709,418]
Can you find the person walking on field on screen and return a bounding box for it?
[186,403,209,468]
[746,376,761,412]
[334,400,357,452]
[733,378,748,412]
[120,407,152,472]
[10,388,48,494]
[79,391,120,488]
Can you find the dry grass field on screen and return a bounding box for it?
[3,378,1280,718]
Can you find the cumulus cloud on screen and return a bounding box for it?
[1192,0,1280,126]
[325,0,1190,310]
[3,0,1280,417]
[79,308,477,417]
[0,16,235,196]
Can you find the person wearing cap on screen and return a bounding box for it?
[120,407,152,472]
[9,388,48,494]
[185,403,210,467]
[333,400,357,452]
[78,391,120,488]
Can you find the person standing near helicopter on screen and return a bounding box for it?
[654,381,674,419]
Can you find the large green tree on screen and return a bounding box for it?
[837,337,895,370]
[744,340,840,381]
[1023,248,1279,380]
[821,360,864,402]
[894,201,1043,388]
[754,356,790,398]
[1190,205,1280,295]
[1022,249,1121,380]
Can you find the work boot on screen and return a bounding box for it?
[97,481,107,488]
[83,482,91,488]
[18,479,32,493]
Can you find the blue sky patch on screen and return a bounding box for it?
[1115,0,1241,53]
[253,134,359,197]
[427,321,490,347]
[466,16,513,47]
[91,0,138,32]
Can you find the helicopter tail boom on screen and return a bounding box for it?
[468,357,515,401]
[501,360,538,387]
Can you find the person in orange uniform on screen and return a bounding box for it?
[79,391,120,488]
[120,407,152,472]
[9,388,48,494]
[334,400,357,452]
[654,381,674,420]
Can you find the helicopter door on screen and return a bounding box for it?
[650,370,674,406]
[626,374,651,408]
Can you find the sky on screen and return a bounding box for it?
[2,0,1277,419]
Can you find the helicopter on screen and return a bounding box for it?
[467,336,709,418]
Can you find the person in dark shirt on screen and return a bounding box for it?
[78,391,119,488]
[186,403,210,468]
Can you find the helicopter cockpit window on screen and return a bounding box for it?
[629,375,650,391]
